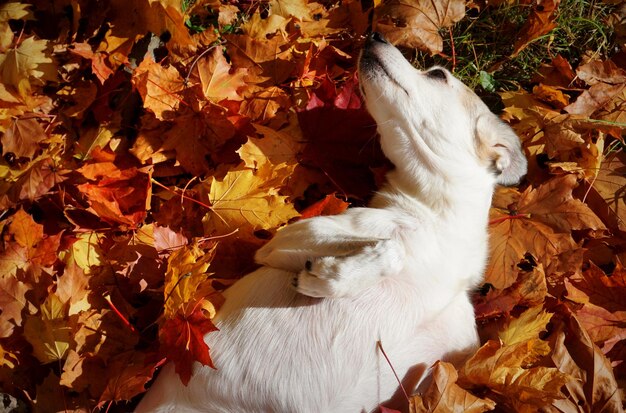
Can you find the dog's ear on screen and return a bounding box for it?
[476,113,527,186]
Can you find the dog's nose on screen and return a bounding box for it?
[369,32,389,44]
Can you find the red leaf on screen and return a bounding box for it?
[159,309,219,385]
[300,194,350,219]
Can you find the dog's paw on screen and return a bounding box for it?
[292,239,405,298]
[293,257,350,297]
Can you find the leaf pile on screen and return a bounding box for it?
[0,0,625,411]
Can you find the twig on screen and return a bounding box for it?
[377,340,410,404]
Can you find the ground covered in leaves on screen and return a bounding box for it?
[0,0,626,411]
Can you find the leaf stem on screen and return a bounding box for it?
[103,293,138,333]
[377,340,410,404]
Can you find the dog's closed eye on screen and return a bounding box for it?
[426,69,447,81]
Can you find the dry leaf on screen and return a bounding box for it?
[375,0,465,53]
[410,361,495,413]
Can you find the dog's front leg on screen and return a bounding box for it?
[294,237,406,297]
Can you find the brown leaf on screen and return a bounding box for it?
[475,264,548,320]
[198,48,248,103]
[161,105,237,175]
[375,0,465,53]
[1,115,45,159]
[532,84,570,109]
[517,174,606,233]
[486,215,575,290]
[582,150,626,232]
[133,58,185,120]
[410,361,495,413]
[565,263,626,353]
[565,83,626,117]
[98,351,165,405]
[511,0,560,58]
[0,275,33,337]
[550,309,623,412]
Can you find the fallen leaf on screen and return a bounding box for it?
[1,115,45,159]
[133,57,185,119]
[410,361,495,413]
[0,36,56,93]
[23,294,73,363]
[375,0,465,53]
[203,165,299,236]
[159,309,218,385]
[198,47,248,103]
[511,0,560,58]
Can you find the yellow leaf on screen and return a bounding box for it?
[0,36,56,93]
[67,232,104,273]
[237,123,302,170]
[0,2,32,23]
[499,306,553,346]
[133,58,185,120]
[163,244,216,318]
[269,0,312,20]
[24,295,73,363]
[461,339,568,407]
[242,12,288,39]
[0,344,17,368]
[203,165,299,235]
[198,48,248,102]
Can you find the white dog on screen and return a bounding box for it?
[136,32,527,413]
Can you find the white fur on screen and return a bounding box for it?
[136,34,527,413]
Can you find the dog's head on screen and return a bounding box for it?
[358,33,526,187]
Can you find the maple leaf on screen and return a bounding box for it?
[511,0,560,58]
[300,194,350,219]
[77,160,152,228]
[98,351,166,405]
[161,105,237,176]
[1,115,45,159]
[460,308,570,410]
[239,86,290,125]
[159,309,218,385]
[0,275,33,337]
[241,12,288,39]
[516,174,606,233]
[565,263,626,353]
[485,215,575,290]
[9,208,44,249]
[107,0,194,50]
[163,243,217,319]
[375,0,465,53]
[549,309,624,412]
[224,34,296,85]
[410,361,495,413]
[237,123,303,171]
[133,57,185,119]
[55,262,91,316]
[582,150,626,232]
[23,294,73,364]
[498,306,553,346]
[9,156,68,203]
[198,47,248,103]
[68,42,115,84]
[485,175,602,290]
[0,36,56,94]
[203,165,299,235]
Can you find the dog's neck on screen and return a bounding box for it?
[370,167,494,227]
